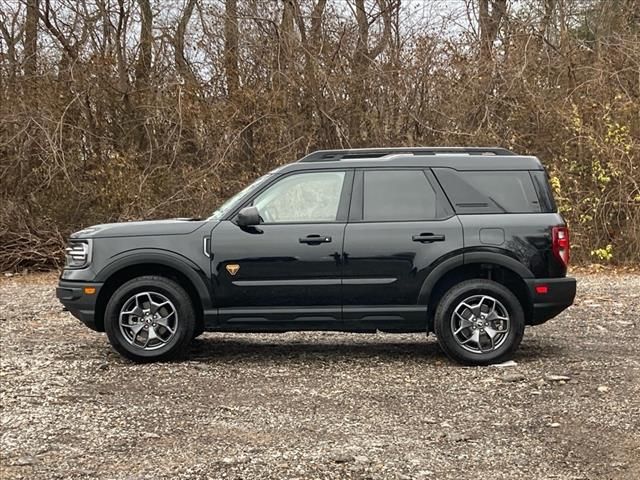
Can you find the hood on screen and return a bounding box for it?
[70,218,210,239]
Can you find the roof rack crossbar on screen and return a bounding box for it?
[299,147,516,162]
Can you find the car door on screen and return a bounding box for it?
[342,168,463,328]
[210,169,353,326]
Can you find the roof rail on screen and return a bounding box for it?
[299,147,516,162]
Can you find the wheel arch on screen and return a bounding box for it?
[419,252,534,330]
[93,253,210,332]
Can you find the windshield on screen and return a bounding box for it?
[208,174,272,220]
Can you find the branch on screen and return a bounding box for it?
[39,0,78,61]
[173,0,198,85]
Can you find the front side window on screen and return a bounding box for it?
[363,170,437,221]
[253,171,346,223]
[208,174,272,220]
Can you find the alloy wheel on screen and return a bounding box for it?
[450,295,511,354]
[119,291,178,350]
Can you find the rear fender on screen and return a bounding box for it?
[418,250,533,305]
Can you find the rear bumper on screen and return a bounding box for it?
[56,280,104,331]
[525,277,576,325]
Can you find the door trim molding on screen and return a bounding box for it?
[342,277,396,285]
[232,279,340,287]
[219,306,341,324]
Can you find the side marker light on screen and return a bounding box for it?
[535,285,548,294]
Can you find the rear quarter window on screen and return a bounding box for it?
[433,168,542,214]
[530,170,558,212]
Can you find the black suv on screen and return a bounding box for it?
[57,147,576,365]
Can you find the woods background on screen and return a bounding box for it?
[0,0,638,270]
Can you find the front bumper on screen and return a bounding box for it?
[525,277,577,325]
[56,280,104,331]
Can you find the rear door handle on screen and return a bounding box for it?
[299,234,332,244]
[412,233,445,243]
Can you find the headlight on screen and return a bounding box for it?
[64,240,92,269]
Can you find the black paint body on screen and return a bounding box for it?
[57,151,576,334]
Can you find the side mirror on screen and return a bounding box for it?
[237,206,261,227]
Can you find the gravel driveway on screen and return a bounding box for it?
[1,272,639,480]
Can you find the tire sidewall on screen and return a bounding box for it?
[435,280,525,365]
[105,277,194,361]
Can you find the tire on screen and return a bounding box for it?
[104,275,195,362]
[434,279,525,366]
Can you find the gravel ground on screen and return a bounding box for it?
[1,272,639,480]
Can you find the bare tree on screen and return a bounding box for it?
[0,6,24,78]
[349,0,396,143]
[23,0,38,77]
[1,0,638,269]
[134,0,152,91]
[173,0,198,85]
[478,0,507,60]
[224,0,239,96]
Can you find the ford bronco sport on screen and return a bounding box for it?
[57,147,576,365]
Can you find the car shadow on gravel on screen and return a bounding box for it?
[184,334,565,365]
[188,336,446,363]
[517,337,566,361]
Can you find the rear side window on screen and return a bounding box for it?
[363,170,438,221]
[433,168,542,214]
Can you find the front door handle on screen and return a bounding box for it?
[412,233,445,243]
[299,234,332,245]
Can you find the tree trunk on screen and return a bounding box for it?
[279,0,296,76]
[224,0,252,163]
[0,17,20,77]
[478,0,507,60]
[24,0,38,77]
[349,0,394,144]
[134,0,153,92]
[224,0,239,96]
[174,0,197,86]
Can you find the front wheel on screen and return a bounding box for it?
[434,279,525,366]
[104,275,195,362]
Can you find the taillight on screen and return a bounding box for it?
[552,226,570,267]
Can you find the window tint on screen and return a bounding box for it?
[434,169,541,214]
[209,174,272,220]
[253,171,345,223]
[531,170,557,213]
[363,170,437,221]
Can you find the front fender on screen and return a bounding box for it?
[95,249,213,310]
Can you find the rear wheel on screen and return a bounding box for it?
[434,279,525,365]
[104,275,195,362]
